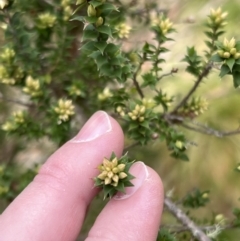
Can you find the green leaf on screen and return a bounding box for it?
[84,16,98,24]
[80,41,96,52]
[226,58,235,72]
[94,41,107,54]
[82,27,98,41]
[104,43,120,56]
[70,16,85,22]
[219,64,230,78]
[236,41,240,50]
[89,0,104,8]
[233,71,240,88]
[95,53,108,69]
[211,54,223,63]
[97,25,112,37]
[98,3,118,15]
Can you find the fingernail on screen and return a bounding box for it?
[114,161,149,200]
[70,111,112,143]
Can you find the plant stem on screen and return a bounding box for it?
[164,197,211,241]
[171,62,212,114]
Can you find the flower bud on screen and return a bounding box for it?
[223,52,230,58]
[175,140,184,149]
[95,17,103,27]
[230,48,237,55]
[117,164,125,172]
[234,53,240,59]
[87,4,96,17]
[119,172,127,179]
[139,116,144,122]
[217,50,224,57]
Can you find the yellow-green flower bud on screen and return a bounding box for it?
[107,171,114,178]
[230,48,237,55]
[217,50,224,57]
[112,175,119,183]
[223,52,230,58]
[175,140,184,149]
[234,53,240,59]
[98,171,107,180]
[87,5,97,17]
[117,164,125,172]
[95,17,103,27]
[119,172,127,179]
[202,192,209,199]
[139,116,145,122]
[105,177,111,185]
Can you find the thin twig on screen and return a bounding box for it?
[165,114,240,138]
[123,141,139,152]
[157,68,178,82]
[164,197,211,241]
[171,63,212,114]
[181,123,240,138]
[132,64,144,99]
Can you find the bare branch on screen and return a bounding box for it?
[132,64,144,99]
[165,114,240,138]
[171,62,212,114]
[164,197,211,241]
[123,141,139,152]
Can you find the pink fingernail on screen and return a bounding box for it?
[114,161,149,200]
[70,111,112,143]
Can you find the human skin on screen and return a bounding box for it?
[0,111,164,241]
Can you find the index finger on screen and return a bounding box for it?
[0,111,124,241]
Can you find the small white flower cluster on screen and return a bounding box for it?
[54,99,75,122]
[37,12,57,29]
[209,7,228,26]
[97,157,127,187]
[115,23,132,39]
[23,76,42,97]
[218,37,240,59]
[152,15,173,35]
[98,87,113,101]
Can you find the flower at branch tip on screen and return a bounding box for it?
[142,98,156,109]
[98,87,113,101]
[217,37,240,59]
[152,15,173,35]
[115,23,132,39]
[0,0,8,9]
[1,121,16,131]
[13,111,25,124]
[68,85,82,97]
[0,48,15,62]
[54,99,75,122]
[128,104,146,122]
[209,7,228,26]
[23,76,42,97]
[215,214,226,225]
[94,153,135,199]
[37,12,56,29]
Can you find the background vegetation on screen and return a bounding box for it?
[1,0,240,240]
